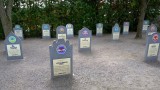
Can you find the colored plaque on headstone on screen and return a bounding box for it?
[123,22,129,35]
[13,25,23,40]
[66,23,74,38]
[4,32,23,60]
[49,39,73,78]
[78,27,92,52]
[146,24,157,36]
[142,20,150,32]
[42,24,51,39]
[96,23,103,36]
[145,32,160,62]
[56,26,67,40]
[112,23,120,40]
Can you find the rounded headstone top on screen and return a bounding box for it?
[15,25,21,29]
[56,25,67,33]
[66,23,73,28]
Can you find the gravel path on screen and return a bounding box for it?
[0,32,160,90]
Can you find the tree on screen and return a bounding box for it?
[135,0,147,39]
[0,0,14,37]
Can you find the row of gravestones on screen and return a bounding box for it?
[13,22,130,40]
[4,22,158,79]
[13,21,150,41]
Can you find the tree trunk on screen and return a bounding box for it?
[135,0,147,39]
[0,0,14,37]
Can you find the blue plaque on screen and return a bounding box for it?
[49,39,73,79]
[13,25,23,40]
[56,26,67,40]
[142,20,150,32]
[112,23,120,40]
[145,32,160,62]
[66,23,74,38]
[123,22,129,35]
[78,27,92,52]
[42,24,51,39]
[96,23,103,36]
[4,32,23,60]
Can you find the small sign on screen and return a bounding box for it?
[142,20,150,32]
[4,32,23,60]
[49,39,73,78]
[123,22,129,35]
[56,26,67,40]
[78,27,92,52]
[145,32,160,62]
[96,23,103,36]
[112,23,120,40]
[56,44,67,54]
[66,23,74,38]
[13,25,23,40]
[152,34,158,42]
[42,24,51,39]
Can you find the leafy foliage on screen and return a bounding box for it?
[0,0,160,39]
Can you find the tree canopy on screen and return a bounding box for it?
[0,0,160,39]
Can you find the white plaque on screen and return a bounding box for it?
[113,32,120,40]
[97,28,102,34]
[67,28,73,35]
[58,34,66,40]
[123,26,129,32]
[43,30,50,36]
[14,30,22,37]
[7,44,21,57]
[53,58,71,76]
[147,43,159,57]
[148,32,155,36]
[80,38,90,48]
[143,25,149,31]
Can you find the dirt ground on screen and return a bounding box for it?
[0,32,160,90]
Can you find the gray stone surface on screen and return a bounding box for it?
[1,33,160,90]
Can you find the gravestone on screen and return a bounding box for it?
[96,23,103,36]
[142,20,150,32]
[49,39,73,79]
[56,26,67,40]
[78,27,92,52]
[13,25,23,39]
[123,22,129,35]
[66,23,74,38]
[112,23,120,40]
[146,24,157,36]
[145,32,160,62]
[42,24,51,39]
[4,32,23,60]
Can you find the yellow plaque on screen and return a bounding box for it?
[113,32,119,40]
[53,58,71,76]
[80,38,90,48]
[67,28,73,35]
[43,30,50,36]
[58,34,66,40]
[123,26,129,32]
[143,25,149,31]
[7,44,21,56]
[147,43,159,57]
[97,28,102,34]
